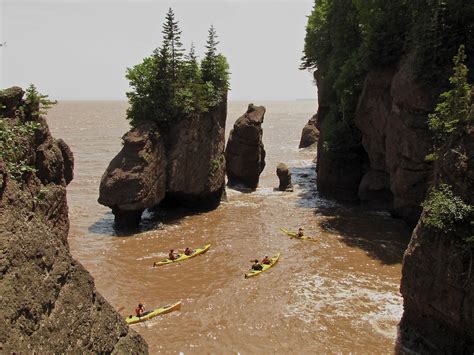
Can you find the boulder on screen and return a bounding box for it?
[276,163,293,191]
[225,104,266,189]
[164,100,227,208]
[98,123,166,227]
[299,114,319,148]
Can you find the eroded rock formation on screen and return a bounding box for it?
[0,88,147,353]
[165,100,227,207]
[99,100,227,226]
[276,163,293,192]
[225,104,266,189]
[299,114,319,148]
[355,55,434,223]
[399,102,474,353]
[314,69,367,202]
[99,123,166,228]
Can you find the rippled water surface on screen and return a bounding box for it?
[47,101,411,354]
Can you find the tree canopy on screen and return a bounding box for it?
[126,9,230,127]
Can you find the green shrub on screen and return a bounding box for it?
[421,184,472,233]
[0,119,41,179]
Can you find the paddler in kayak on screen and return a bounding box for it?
[296,227,304,238]
[184,247,194,256]
[169,249,179,261]
[261,255,271,265]
[251,259,263,271]
[135,303,145,317]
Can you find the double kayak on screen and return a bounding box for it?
[126,301,182,325]
[279,228,316,242]
[245,253,280,279]
[153,244,211,267]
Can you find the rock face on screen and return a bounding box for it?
[399,106,474,353]
[164,100,227,207]
[299,114,319,148]
[0,88,147,353]
[355,55,434,225]
[276,163,293,191]
[99,123,166,227]
[314,69,367,202]
[225,104,266,189]
[0,86,24,117]
[99,99,227,226]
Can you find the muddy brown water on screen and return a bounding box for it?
[46,101,411,354]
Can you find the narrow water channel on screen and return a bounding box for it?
[47,100,411,353]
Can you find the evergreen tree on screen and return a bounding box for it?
[184,43,200,83]
[162,8,184,81]
[125,11,230,126]
[201,25,220,84]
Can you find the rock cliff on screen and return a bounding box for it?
[225,104,266,190]
[355,54,434,224]
[99,99,227,226]
[0,87,147,353]
[399,101,474,353]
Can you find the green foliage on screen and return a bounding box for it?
[22,84,57,118]
[210,154,224,175]
[428,45,472,149]
[301,0,365,155]
[408,0,474,85]
[421,184,473,233]
[126,9,230,128]
[301,0,473,167]
[0,118,41,179]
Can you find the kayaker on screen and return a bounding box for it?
[184,247,193,256]
[135,303,145,317]
[297,227,304,237]
[169,249,178,261]
[251,259,263,271]
[261,256,271,265]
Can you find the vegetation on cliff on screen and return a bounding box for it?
[301,0,473,163]
[126,8,230,127]
[422,46,473,241]
[0,85,56,179]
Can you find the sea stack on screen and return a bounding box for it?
[98,123,167,228]
[276,163,293,192]
[225,104,266,190]
[299,114,319,148]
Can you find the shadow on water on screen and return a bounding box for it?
[315,205,412,265]
[290,163,319,209]
[88,207,205,237]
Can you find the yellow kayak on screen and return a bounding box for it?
[245,253,280,278]
[279,228,316,242]
[126,301,182,325]
[153,244,211,267]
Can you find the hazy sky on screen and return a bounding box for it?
[0,0,316,100]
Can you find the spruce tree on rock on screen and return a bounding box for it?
[162,8,184,81]
[201,25,220,85]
